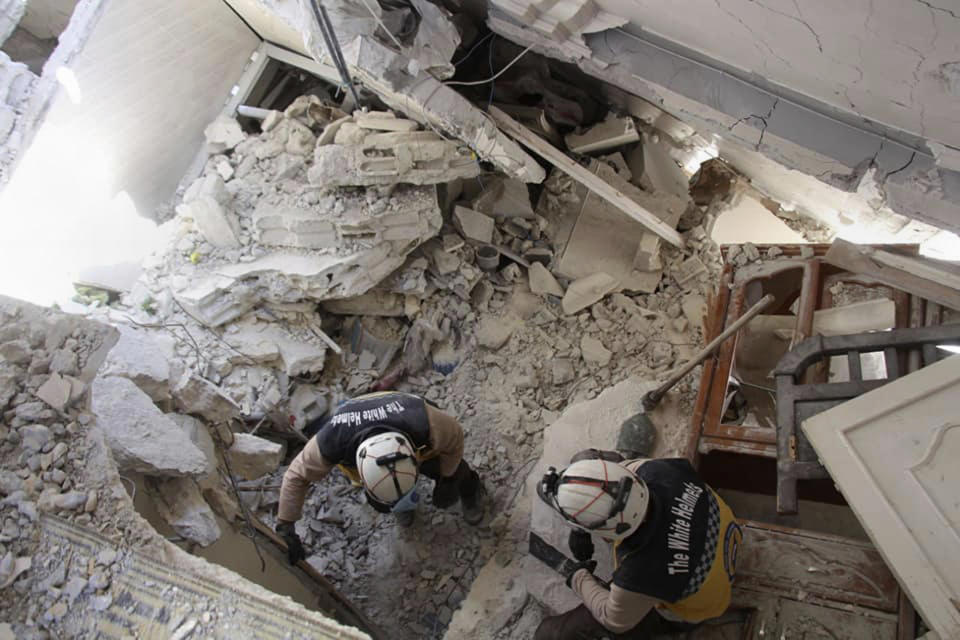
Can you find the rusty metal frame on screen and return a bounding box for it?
[773,325,960,515]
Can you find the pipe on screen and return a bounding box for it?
[642,294,776,410]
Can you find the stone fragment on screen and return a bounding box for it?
[580,336,612,366]
[561,273,620,315]
[204,116,245,152]
[476,317,514,350]
[672,256,707,287]
[742,242,761,262]
[149,477,221,547]
[285,119,316,156]
[228,434,285,480]
[91,376,209,477]
[0,552,31,588]
[252,203,337,249]
[0,340,31,364]
[453,206,494,243]
[552,359,575,385]
[800,245,816,259]
[171,372,241,424]
[528,262,564,297]
[52,491,87,511]
[35,372,71,411]
[471,280,494,308]
[354,113,418,132]
[19,424,51,453]
[48,348,78,376]
[177,197,241,249]
[100,325,175,402]
[431,248,461,275]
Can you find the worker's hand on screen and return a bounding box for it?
[560,559,598,588]
[276,521,306,565]
[568,529,595,562]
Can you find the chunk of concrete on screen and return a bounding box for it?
[561,273,619,315]
[167,414,217,476]
[171,371,241,424]
[100,325,176,402]
[228,434,285,480]
[476,317,514,350]
[91,376,209,477]
[354,114,419,132]
[565,116,640,154]
[453,206,494,243]
[552,359,575,385]
[149,477,221,547]
[580,335,612,366]
[528,262,564,297]
[204,116,245,153]
[35,372,71,412]
[252,203,338,249]
[177,198,241,249]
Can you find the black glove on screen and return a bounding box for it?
[559,558,598,588]
[276,521,306,565]
[568,529,595,562]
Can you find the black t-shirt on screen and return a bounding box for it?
[312,392,432,466]
[612,458,721,603]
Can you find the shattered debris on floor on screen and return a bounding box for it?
[2,4,914,637]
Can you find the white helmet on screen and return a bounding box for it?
[537,458,650,540]
[355,431,419,513]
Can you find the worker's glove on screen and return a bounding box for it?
[276,521,306,565]
[559,558,598,588]
[568,529,595,562]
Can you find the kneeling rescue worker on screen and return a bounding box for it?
[535,450,742,639]
[276,391,486,564]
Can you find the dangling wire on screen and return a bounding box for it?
[443,43,535,87]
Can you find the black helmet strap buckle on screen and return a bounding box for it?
[537,465,634,531]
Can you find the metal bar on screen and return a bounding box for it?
[644,293,775,410]
[782,379,888,401]
[847,351,863,380]
[309,0,362,107]
[884,347,901,379]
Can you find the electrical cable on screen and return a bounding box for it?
[443,43,535,87]
[450,32,493,67]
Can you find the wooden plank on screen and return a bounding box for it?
[825,240,960,311]
[736,521,901,612]
[488,106,686,249]
[698,436,776,458]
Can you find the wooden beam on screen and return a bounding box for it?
[825,239,960,311]
[488,106,686,249]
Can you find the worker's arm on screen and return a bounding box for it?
[277,437,336,523]
[571,570,659,634]
[424,404,465,477]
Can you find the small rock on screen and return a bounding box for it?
[53,492,87,511]
[63,576,86,602]
[90,594,113,611]
[800,245,815,259]
[45,601,68,621]
[580,336,612,366]
[476,318,514,350]
[96,549,117,566]
[742,242,761,262]
[528,263,564,297]
[766,246,783,259]
[84,490,98,513]
[19,424,51,454]
[552,359,575,385]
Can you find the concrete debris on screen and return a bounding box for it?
[406,0,461,79]
[454,205,495,244]
[324,291,407,317]
[225,319,326,377]
[565,115,640,154]
[476,317,514,350]
[100,324,176,402]
[204,116,245,153]
[288,385,329,431]
[0,552,31,588]
[528,262,564,297]
[672,256,708,287]
[35,372,72,412]
[177,176,241,249]
[148,477,221,547]
[580,335,612,366]
[354,111,419,132]
[311,115,481,187]
[469,176,535,219]
[227,434,285,481]
[561,272,620,315]
[552,358,575,384]
[92,376,209,477]
[171,371,242,424]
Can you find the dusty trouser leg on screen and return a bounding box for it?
[420,458,485,523]
[535,606,699,640]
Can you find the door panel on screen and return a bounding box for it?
[802,355,960,638]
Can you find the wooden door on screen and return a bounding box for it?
[802,355,960,638]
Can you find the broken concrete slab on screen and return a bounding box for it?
[310,136,480,187]
[204,116,245,153]
[167,413,217,476]
[91,376,209,477]
[476,317,514,350]
[334,35,544,183]
[580,335,612,366]
[470,177,535,219]
[171,371,241,424]
[35,373,72,412]
[565,115,640,154]
[453,206,495,244]
[148,476,221,547]
[252,204,337,249]
[528,262,564,297]
[100,325,176,402]
[228,434,285,481]
[176,197,241,250]
[322,291,406,317]
[354,113,419,132]
[672,256,708,288]
[561,272,619,315]
[552,358,575,384]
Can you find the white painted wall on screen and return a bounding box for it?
[225,0,308,55]
[0,0,259,305]
[595,0,960,151]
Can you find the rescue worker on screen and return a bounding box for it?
[534,449,742,639]
[276,391,486,564]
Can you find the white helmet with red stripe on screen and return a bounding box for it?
[356,432,419,513]
[538,458,649,540]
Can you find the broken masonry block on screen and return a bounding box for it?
[453,206,495,243]
[528,262,564,297]
[228,434,286,480]
[561,272,620,315]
